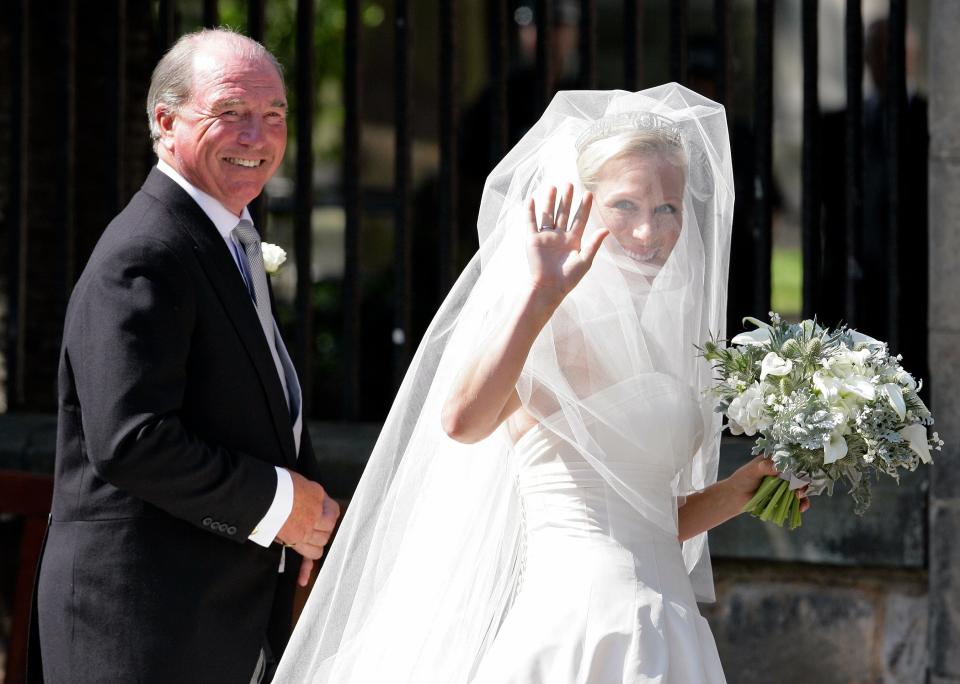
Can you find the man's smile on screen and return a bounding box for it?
[224,157,263,168]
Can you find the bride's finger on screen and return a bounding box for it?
[526,198,539,234]
[580,227,609,266]
[541,186,558,229]
[554,184,574,231]
[569,191,594,238]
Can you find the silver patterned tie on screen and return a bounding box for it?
[233,220,277,349]
[232,220,303,455]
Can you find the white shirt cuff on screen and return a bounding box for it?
[248,467,294,547]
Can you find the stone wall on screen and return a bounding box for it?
[0,415,934,683]
[927,1,960,681]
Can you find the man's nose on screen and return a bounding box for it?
[237,115,263,146]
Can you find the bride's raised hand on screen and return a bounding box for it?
[525,184,609,302]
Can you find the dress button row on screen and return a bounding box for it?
[201,517,237,535]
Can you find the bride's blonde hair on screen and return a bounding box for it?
[576,128,688,191]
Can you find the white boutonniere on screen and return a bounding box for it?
[261,242,287,275]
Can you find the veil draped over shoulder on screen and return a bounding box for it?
[274,84,734,683]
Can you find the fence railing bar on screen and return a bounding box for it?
[885,0,906,350]
[670,0,688,84]
[158,0,176,50]
[579,0,597,89]
[844,0,863,326]
[535,0,554,111]
[623,0,642,90]
[62,1,77,297]
[752,0,774,317]
[202,0,218,29]
[294,0,315,413]
[438,0,459,295]
[5,0,26,409]
[393,0,413,389]
[247,0,265,42]
[714,0,731,112]
[342,0,362,419]
[247,0,266,238]
[801,0,820,319]
[489,0,508,163]
[114,0,127,217]
[246,0,267,231]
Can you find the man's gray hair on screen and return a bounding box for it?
[146,28,284,151]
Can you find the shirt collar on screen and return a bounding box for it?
[156,159,253,241]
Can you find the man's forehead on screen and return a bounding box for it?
[191,47,284,92]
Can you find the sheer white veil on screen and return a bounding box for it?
[274,84,734,683]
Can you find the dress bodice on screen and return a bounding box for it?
[477,374,726,684]
[511,372,704,548]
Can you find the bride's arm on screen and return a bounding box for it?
[441,290,559,443]
[442,186,608,444]
[676,455,810,542]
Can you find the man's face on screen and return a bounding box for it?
[158,47,287,215]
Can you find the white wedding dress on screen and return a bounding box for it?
[472,375,727,684]
[273,86,735,684]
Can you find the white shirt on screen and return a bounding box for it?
[157,160,293,548]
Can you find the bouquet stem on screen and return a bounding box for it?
[743,475,803,530]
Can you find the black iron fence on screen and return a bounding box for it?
[0,0,926,422]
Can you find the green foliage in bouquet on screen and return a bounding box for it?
[700,314,943,529]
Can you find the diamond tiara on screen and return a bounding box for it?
[574,111,683,152]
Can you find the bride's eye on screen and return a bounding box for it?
[612,200,635,211]
[654,203,677,215]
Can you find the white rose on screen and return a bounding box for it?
[760,352,793,381]
[896,369,917,392]
[261,242,287,274]
[726,382,771,437]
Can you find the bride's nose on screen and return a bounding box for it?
[632,219,656,241]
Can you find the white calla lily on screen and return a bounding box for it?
[731,326,772,346]
[842,376,876,401]
[899,423,932,463]
[823,432,849,465]
[881,383,906,421]
[760,352,793,380]
[849,328,882,349]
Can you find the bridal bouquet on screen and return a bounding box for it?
[700,313,943,529]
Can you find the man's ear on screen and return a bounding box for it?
[155,105,176,152]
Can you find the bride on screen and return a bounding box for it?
[274,84,808,683]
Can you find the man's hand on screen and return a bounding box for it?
[276,471,340,586]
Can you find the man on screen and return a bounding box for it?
[33,29,339,683]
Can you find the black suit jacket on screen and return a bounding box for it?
[33,168,320,683]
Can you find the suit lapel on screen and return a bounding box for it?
[141,168,298,466]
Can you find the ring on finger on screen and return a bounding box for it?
[540,223,554,231]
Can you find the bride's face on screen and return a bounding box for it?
[592,152,684,267]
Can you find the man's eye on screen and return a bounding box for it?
[221,111,240,118]
[654,203,677,215]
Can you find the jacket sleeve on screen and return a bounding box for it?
[67,235,277,542]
